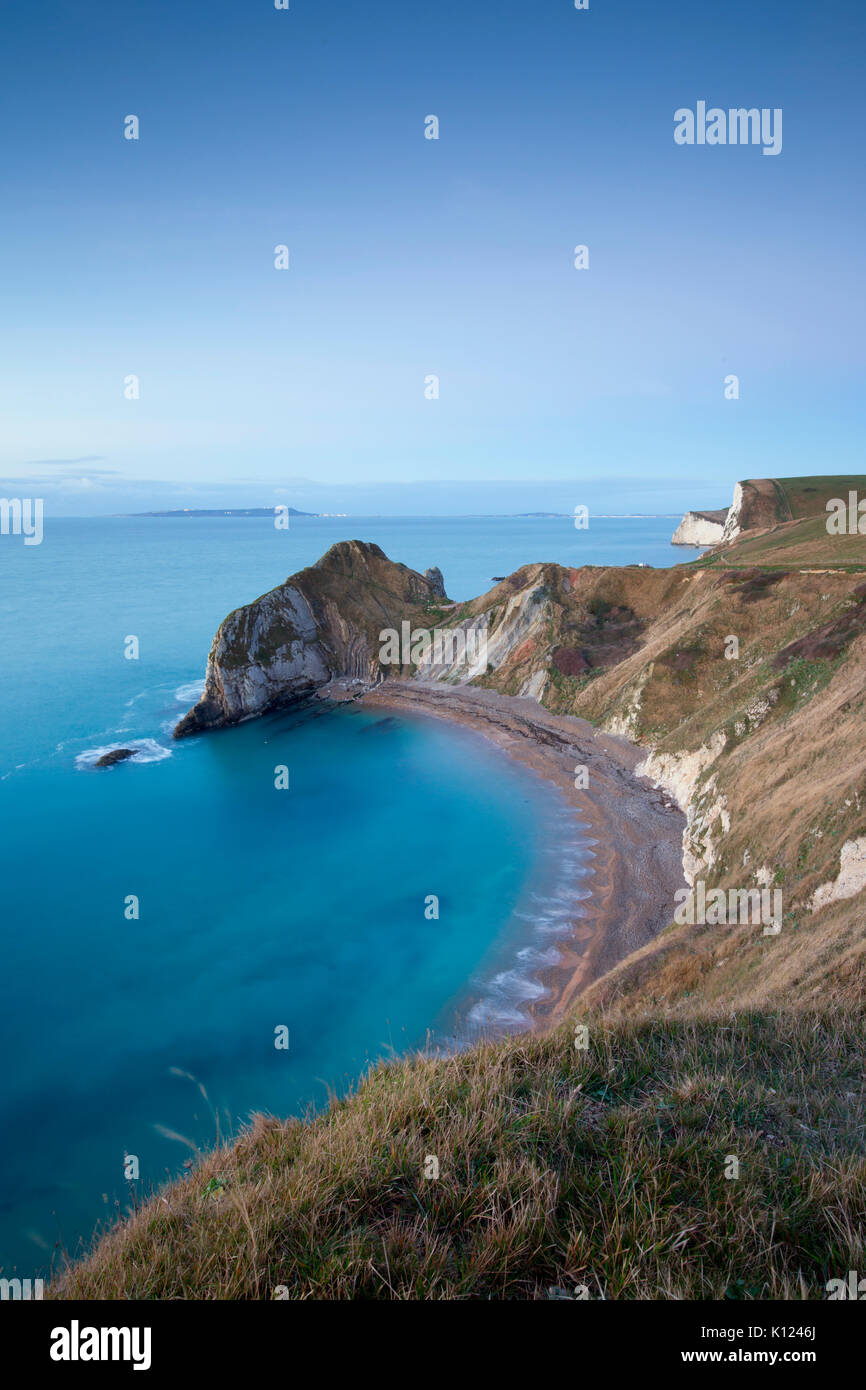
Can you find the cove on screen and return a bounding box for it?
[0,697,584,1281]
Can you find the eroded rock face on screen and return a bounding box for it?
[636,733,728,886]
[175,585,331,736]
[423,566,447,598]
[772,584,866,666]
[810,837,866,914]
[671,509,729,546]
[174,541,443,737]
[414,578,550,685]
[720,482,746,543]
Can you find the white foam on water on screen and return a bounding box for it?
[75,738,173,769]
[467,968,549,1026]
[175,680,206,703]
[467,999,528,1028]
[516,944,561,967]
[464,820,591,1031]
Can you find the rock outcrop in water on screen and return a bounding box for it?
[94,748,137,767]
[173,541,448,737]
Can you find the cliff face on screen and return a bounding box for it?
[423,566,446,598]
[720,481,747,542]
[449,551,866,1010]
[675,476,866,551]
[471,561,865,883]
[174,540,445,737]
[671,509,728,546]
[670,480,785,550]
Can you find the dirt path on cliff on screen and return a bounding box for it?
[351,680,687,1028]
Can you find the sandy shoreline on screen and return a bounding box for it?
[325,679,686,1031]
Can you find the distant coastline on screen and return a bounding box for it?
[124,507,319,518]
[120,508,687,520]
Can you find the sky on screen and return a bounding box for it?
[1,0,864,516]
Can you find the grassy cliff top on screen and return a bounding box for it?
[699,514,866,570]
[699,476,866,570]
[53,1008,865,1301]
[770,476,866,521]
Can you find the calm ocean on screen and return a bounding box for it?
[0,514,693,1278]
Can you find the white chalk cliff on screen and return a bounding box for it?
[671,509,729,547]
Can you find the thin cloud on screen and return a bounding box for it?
[19,455,106,467]
[0,469,120,485]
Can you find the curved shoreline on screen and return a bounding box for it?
[346,680,687,1028]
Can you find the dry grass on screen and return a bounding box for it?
[53,1010,865,1301]
[700,514,866,570]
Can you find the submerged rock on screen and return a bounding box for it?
[94,748,137,768]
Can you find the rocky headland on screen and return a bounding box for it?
[173,541,449,737]
[175,476,866,1015]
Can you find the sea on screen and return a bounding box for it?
[0,514,697,1278]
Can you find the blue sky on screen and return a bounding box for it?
[1,0,864,515]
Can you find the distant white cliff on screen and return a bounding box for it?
[671,508,730,547]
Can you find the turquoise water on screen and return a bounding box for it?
[0,515,680,1278]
